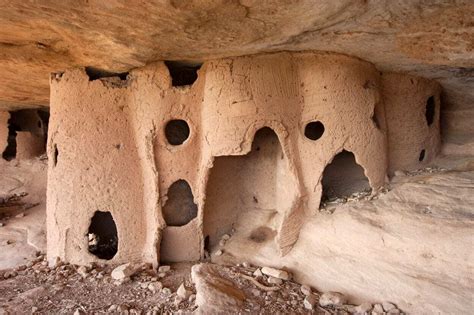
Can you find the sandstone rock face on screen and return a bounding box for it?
[191,263,245,314]
[0,1,472,149]
[222,165,474,314]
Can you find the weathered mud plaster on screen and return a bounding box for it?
[0,111,8,155]
[16,132,45,160]
[383,73,442,173]
[47,52,441,266]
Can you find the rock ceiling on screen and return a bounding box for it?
[0,0,472,121]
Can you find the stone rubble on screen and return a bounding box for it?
[111,263,137,281]
[319,291,347,307]
[300,284,311,296]
[355,302,373,314]
[176,283,191,300]
[382,301,397,311]
[372,303,385,314]
[267,276,283,285]
[260,266,290,280]
[157,265,170,273]
[0,252,406,314]
[303,294,318,310]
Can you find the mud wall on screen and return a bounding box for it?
[16,132,45,160]
[47,72,153,265]
[47,52,441,266]
[382,73,441,173]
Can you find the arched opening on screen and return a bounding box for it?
[320,150,371,207]
[162,179,198,226]
[165,119,190,145]
[203,127,293,255]
[88,211,118,260]
[425,96,435,126]
[159,180,199,263]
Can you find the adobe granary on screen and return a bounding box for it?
[46,52,441,265]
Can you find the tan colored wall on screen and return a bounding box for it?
[16,131,45,160]
[47,72,154,266]
[0,111,8,155]
[383,73,441,173]
[47,52,439,266]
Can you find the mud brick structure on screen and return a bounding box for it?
[46,52,440,266]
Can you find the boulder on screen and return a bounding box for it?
[191,263,245,314]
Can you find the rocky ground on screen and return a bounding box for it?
[0,253,403,314]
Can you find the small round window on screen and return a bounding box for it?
[304,121,325,141]
[165,119,190,145]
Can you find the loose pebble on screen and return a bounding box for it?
[300,284,311,296]
[158,265,170,273]
[261,266,290,280]
[319,291,347,307]
[382,302,396,311]
[303,294,318,310]
[355,302,373,314]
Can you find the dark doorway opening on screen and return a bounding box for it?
[321,150,371,206]
[162,179,198,227]
[164,61,202,86]
[88,211,118,260]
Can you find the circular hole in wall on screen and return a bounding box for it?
[304,121,325,140]
[165,119,190,145]
[425,96,435,126]
[88,211,118,260]
[419,149,426,162]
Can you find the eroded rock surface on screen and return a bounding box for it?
[217,156,474,314]
[191,263,245,314]
[0,1,472,147]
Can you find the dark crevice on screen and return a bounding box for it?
[419,149,426,162]
[52,144,59,167]
[2,124,17,161]
[164,61,202,86]
[85,67,128,81]
[372,102,382,129]
[37,110,50,151]
[425,96,436,126]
